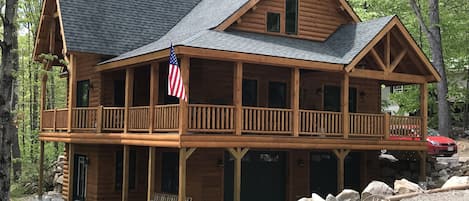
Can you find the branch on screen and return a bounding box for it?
[408,0,434,40]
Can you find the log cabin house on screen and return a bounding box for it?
[34,0,441,201]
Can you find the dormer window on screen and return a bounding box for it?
[285,0,298,34]
[267,12,280,32]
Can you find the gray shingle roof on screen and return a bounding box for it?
[103,15,394,65]
[59,0,202,56]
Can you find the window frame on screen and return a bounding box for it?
[285,0,298,34]
[266,12,281,33]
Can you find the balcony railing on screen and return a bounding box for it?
[41,104,423,140]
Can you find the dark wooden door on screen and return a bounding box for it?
[73,154,88,201]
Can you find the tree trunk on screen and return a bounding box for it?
[0,0,19,200]
[410,0,450,136]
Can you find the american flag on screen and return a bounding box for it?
[168,44,187,101]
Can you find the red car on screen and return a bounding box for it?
[389,127,457,157]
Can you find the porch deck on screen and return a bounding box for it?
[41,104,422,140]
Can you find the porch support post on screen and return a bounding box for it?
[67,143,75,201]
[122,145,130,201]
[291,68,300,137]
[417,151,427,182]
[147,147,156,201]
[149,63,159,133]
[333,149,350,193]
[227,148,249,201]
[341,72,350,139]
[234,62,243,135]
[67,54,77,132]
[420,83,428,141]
[124,68,135,133]
[40,74,48,131]
[178,148,197,201]
[38,141,45,198]
[179,57,190,134]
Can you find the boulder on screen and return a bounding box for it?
[393,178,423,194]
[336,189,360,201]
[298,198,312,201]
[361,181,393,200]
[442,176,469,189]
[325,194,338,201]
[311,193,325,201]
[434,161,449,171]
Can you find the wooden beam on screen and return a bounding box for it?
[149,63,159,133]
[350,69,427,84]
[55,0,68,55]
[147,147,156,201]
[215,0,261,30]
[333,149,350,193]
[420,83,428,141]
[179,57,190,135]
[49,18,56,57]
[40,73,48,131]
[338,0,361,22]
[346,18,397,72]
[67,54,76,132]
[227,148,250,201]
[390,49,407,72]
[96,105,103,133]
[342,72,350,139]
[291,68,300,137]
[384,113,391,140]
[370,49,386,71]
[234,62,243,135]
[67,143,74,201]
[124,68,135,133]
[122,145,130,201]
[417,151,427,182]
[178,148,196,201]
[185,147,197,160]
[385,33,391,69]
[38,141,45,198]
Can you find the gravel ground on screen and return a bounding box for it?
[401,190,469,201]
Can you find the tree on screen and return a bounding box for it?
[0,0,20,199]
[409,0,450,136]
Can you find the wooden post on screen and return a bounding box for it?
[149,63,159,133]
[420,83,428,141]
[38,141,45,198]
[147,147,156,201]
[67,54,77,133]
[291,68,300,137]
[341,72,350,139]
[333,149,350,193]
[124,68,135,133]
[234,62,243,135]
[384,113,391,140]
[68,143,75,201]
[40,74,48,131]
[96,105,103,133]
[178,148,197,201]
[418,151,427,182]
[385,33,391,69]
[227,148,249,201]
[53,108,57,131]
[179,57,190,135]
[122,145,130,201]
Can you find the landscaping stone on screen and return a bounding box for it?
[361,181,393,200]
[394,178,424,194]
[336,189,360,201]
[442,176,469,189]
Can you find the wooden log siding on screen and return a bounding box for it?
[188,104,235,133]
[128,106,150,131]
[349,113,385,137]
[390,116,422,137]
[72,107,98,130]
[153,104,180,132]
[299,110,342,136]
[242,106,292,134]
[102,107,125,131]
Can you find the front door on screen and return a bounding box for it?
[224,151,286,201]
[73,154,88,201]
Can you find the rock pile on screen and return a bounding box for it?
[52,155,66,193]
[426,157,469,188]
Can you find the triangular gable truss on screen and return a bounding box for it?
[33,0,68,68]
[346,16,441,83]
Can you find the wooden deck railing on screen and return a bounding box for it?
[350,113,385,137]
[299,110,342,136]
[153,104,179,132]
[41,105,423,140]
[242,107,292,134]
[188,104,235,133]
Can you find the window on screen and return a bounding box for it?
[76,80,90,107]
[268,81,287,108]
[72,154,88,201]
[266,12,280,32]
[243,79,258,106]
[285,0,298,34]
[115,150,137,190]
[323,85,357,112]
